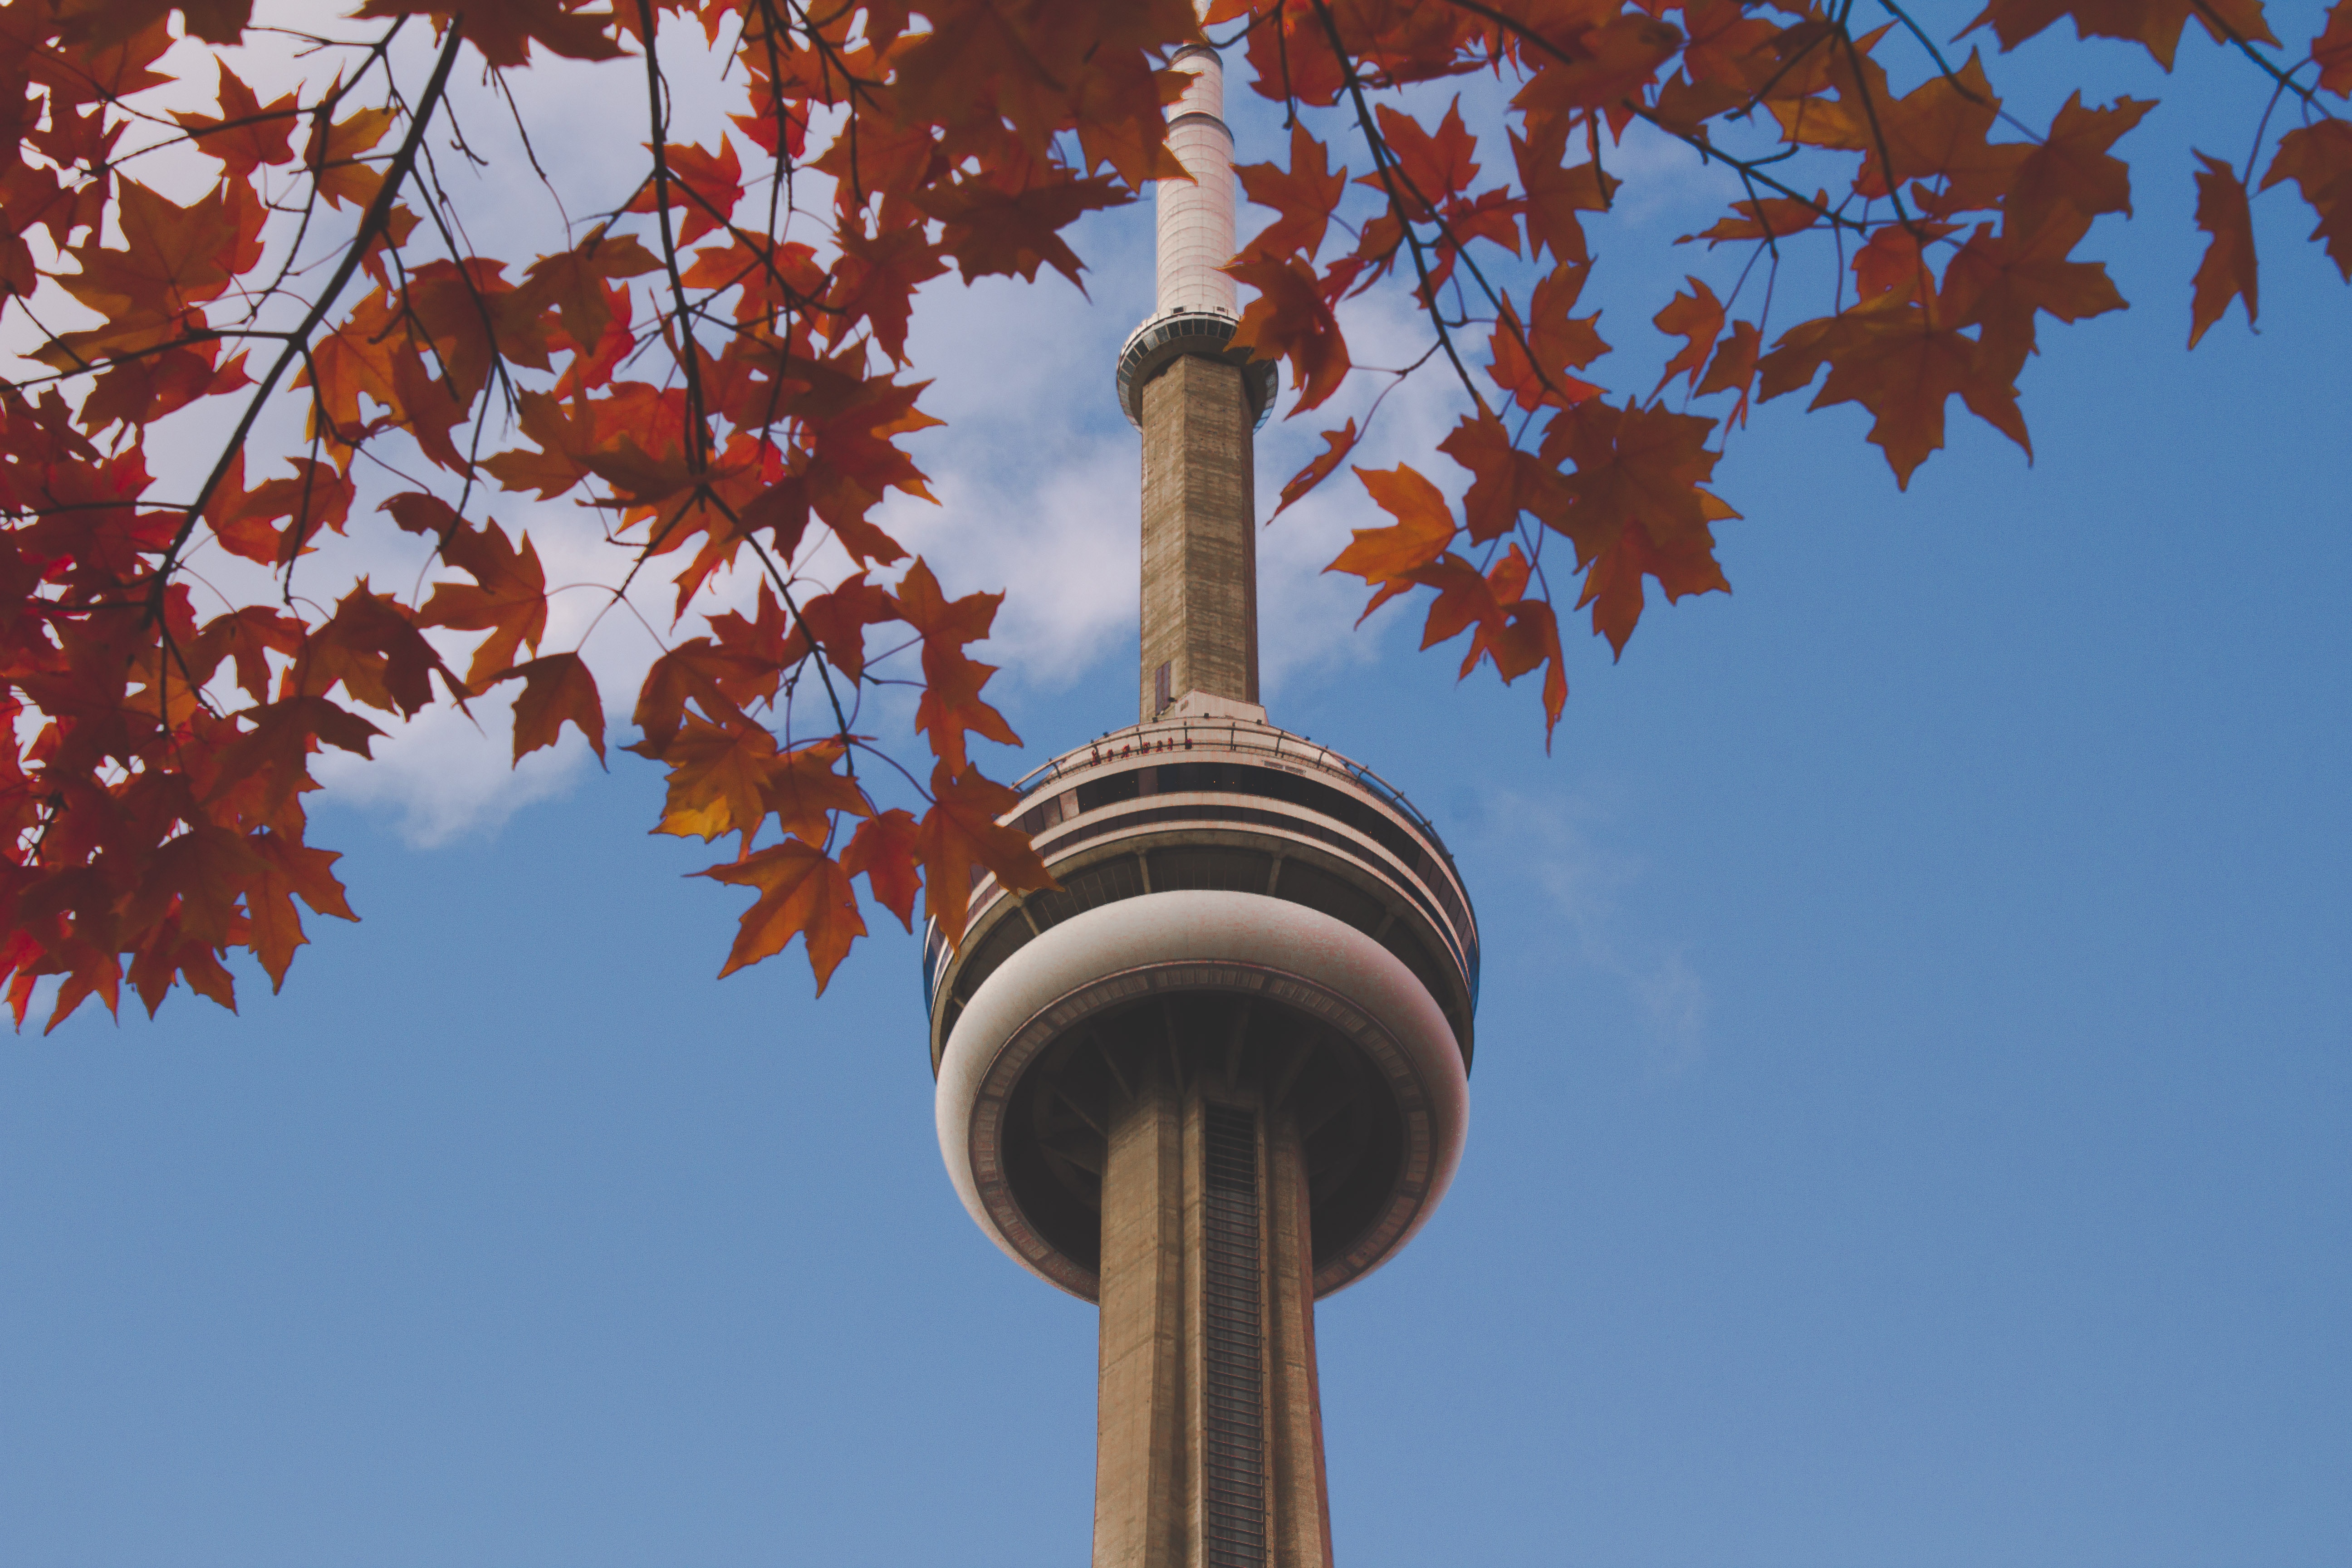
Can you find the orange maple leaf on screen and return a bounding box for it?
[1328,464,1460,622]
[1439,412,1573,544]
[2007,93,2156,233]
[245,827,356,991]
[1238,122,1347,262]
[1228,255,1351,412]
[698,840,865,990]
[419,522,550,690]
[304,104,394,210]
[1490,263,1609,411]
[896,558,1018,774]
[1509,117,1616,267]
[914,171,1127,289]
[841,807,922,931]
[915,762,1054,949]
[1272,418,1359,520]
[655,717,784,844]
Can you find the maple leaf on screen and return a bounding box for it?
[698,840,865,990]
[841,807,921,931]
[2007,93,2156,233]
[294,584,460,718]
[1695,319,1763,424]
[1681,191,1830,247]
[1653,277,1726,396]
[1538,399,1738,654]
[520,225,663,351]
[1229,256,1350,412]
[202,453,354,566]
[1510,118,1617,267]
[627,138,746,247]
[305,104,396,210]
[1490,263,1609,411]
[632,638,771,751]
[1368,98,1483,218]
[1328,464,1460,622]
[765,739,872,847]
[245,827,356,992]
[1942,212,2126,378]
[794,572,900,682]
[190,606,306,705]
[1758,294,2031,486]
[1513,13,1685,115]
[656,716,782,843]
[495,652,605,764]
[913,172,1127,289]
[915,762,1053,949]
[82,345,250,434]
[419,522,550,689]
[53,177,260,323]
[172,62,297,181]
[1439,412,1573,544]
[2260,122,2352,282]
[1963,0,2277,70]
[1272,419,1359,520]
[354,0,627,68]
[2188,151,2259,346]
[1238,122,1347,261]
[2317,1,2352,94]
[896,558,1018,773]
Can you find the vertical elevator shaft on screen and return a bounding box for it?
[1092,1049,1333,1568]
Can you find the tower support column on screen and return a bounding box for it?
[1138,353,1259,720]
[1093,1054,1333,1568]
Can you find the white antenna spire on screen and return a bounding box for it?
[1155,45,1238,318]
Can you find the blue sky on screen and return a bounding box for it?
[3,11,2347,1567]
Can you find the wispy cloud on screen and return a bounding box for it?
[1473,787,1708,1072]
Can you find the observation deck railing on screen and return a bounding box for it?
[922,718,1478,1020]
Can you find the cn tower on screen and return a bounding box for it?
[925,43,1479,1568]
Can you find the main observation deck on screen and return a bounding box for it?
[925,710,1478,1301]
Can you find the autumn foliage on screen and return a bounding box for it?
[0,0,2342,1024]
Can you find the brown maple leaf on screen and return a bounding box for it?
[495,652,605,764]
[2260,121,2352,282]
[2188,150,2259,346]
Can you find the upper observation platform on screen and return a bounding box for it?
[924,707,1480,1073]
